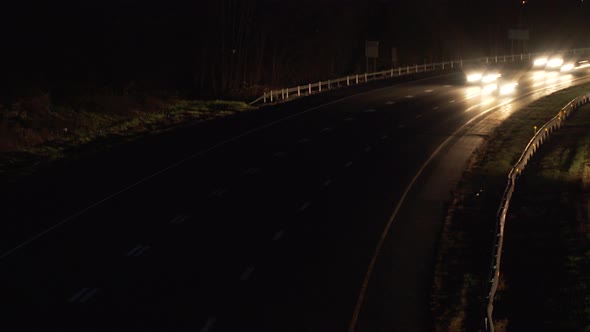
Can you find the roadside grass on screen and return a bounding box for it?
[0,98,254,180]
[431,82,590,331]
[493,103,590,330]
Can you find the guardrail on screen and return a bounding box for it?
[483,93,590,332]
[250,47,590,106]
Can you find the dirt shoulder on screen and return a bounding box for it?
[431,83,590,331]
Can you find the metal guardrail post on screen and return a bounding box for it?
[451,61,454,69]
[270,90,273,102]
[319,81,322,92]
[263,92,266,103]
[365,73,367,82]
[356,74,359,84]
[286,88,289,99]
[328,79,331,89]
[415,64,418,73]
[399,67,401,75]
[347,76,350,86]
[442,62,445,70]
[308,83,311,94]
[406,66,409,74]
[297,86,300,96]
[391,68,394,77]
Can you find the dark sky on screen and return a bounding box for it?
[1,0,588,98]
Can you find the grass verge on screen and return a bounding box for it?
[431,82,590,331]
[493,103,590,330]
[0,98,254,180]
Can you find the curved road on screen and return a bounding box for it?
[1,69,589,332]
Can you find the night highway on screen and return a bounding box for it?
[2,66,590,332]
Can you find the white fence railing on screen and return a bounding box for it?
[250,48,590,106]
[484,93,590,332]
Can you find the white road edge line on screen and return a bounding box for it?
[347,75,590,331]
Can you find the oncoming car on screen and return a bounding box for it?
[465,70,501,85]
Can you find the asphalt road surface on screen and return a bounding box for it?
[2,69,590,332]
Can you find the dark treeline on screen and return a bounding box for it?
[1,0,589,101]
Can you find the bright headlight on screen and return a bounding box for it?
[482,73,501,83]
[500,82,518,95]
[560,63,575,72]
[482,83,498,93]
[467,73,483,82]
[547,58,564,68]
[533,58,548,67]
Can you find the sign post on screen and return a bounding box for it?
[508,29,529,54]
[365,41,379,73]
[392,47,398,69]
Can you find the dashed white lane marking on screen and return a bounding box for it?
[363,108,377,113]
[444,85,452,87]
[200,317,217,332]
[344,161,353,168]
[299,201,312,211]
[415,114,423,119]
[322,179,333,187]
[68,288,99,303]
[425,89,434,93]
[243,167,261,175]
[364,146,372,153]
[449,100,456,103]
[297,138,312,144]
[405,95,414,98]
[344,117,356,121]
[240,266,255,281]
[433,106,440,110]
[274,151,288,158]
[209,188,227,197]
[126,245,151,257]
[320,127,333,133]
[272,230,285,241]
[385,101,396,105]
[170,215,189,224]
